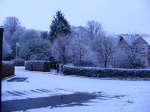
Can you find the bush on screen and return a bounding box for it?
[63,65,150,78]
[25,60,51,72]
[2,61,15,78]
[13,58,25,66]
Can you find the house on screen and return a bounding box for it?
[117,34,150,67]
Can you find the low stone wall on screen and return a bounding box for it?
[63,66,150,78]
[2,61,15,78]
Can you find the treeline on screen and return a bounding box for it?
[2,11,145,68]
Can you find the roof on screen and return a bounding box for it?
[141,35,150,45]
[120,34,140,46]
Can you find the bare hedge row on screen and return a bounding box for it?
[63,66,150,78]
[2,61,15,78]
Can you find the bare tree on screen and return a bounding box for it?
[3,17,23,59]
[86,21,115,67]
[67,34,98,66]
[126,43,144,68]
[111,48,129,68]
[94,35,115,67]
[4,17,21,41]
[86,20,104,39]
[21,29,41,42]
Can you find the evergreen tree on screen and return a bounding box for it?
[49,11,71,42]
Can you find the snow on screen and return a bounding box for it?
[119,34,150,46]
[120,34,139,46]
[63,65,150,71]
[2,67,150,112]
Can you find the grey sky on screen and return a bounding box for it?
[0,0,150,34]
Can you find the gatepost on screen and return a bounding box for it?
[0,27,4,79]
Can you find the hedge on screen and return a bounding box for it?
[25,60,51,72]
[2,61,15,78]
[63,66,150,78]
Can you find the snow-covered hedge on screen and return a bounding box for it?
[25,61,51,72]
[2,61,15,78]
[63,65,150,78]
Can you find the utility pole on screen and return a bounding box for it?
[0,27,4,79]
[16,43,18,59]
[16,42,20,59]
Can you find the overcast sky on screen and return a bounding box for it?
[0,0,150,34]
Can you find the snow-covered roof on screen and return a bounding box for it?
[141,35,150,45]
[120,34,140,45]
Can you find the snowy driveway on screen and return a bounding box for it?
[2,67,150,112]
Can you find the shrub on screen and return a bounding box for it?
[63,65,150,78]
[2,61,15,78]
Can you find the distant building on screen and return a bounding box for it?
[117,34,150,67]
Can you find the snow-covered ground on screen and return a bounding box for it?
[2,67,150,112]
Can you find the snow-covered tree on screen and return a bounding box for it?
[67,34,98,66]
[51,35,70,64]
[49,11,71,42]
[2,38,12,60]
[19,38,51,60]
[10,27,25,58]
[41,31,48,40]
[50,25,98,66]
[86,20,104,39]
[3,16,21,43]
[86,21,115,67]
[112,48,129,68]
[21,29,41,43]
[3,17,25,59]
[93,35,116,67]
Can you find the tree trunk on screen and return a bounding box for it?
[104,60,107,68]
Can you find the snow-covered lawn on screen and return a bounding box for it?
[2,67,150,112]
